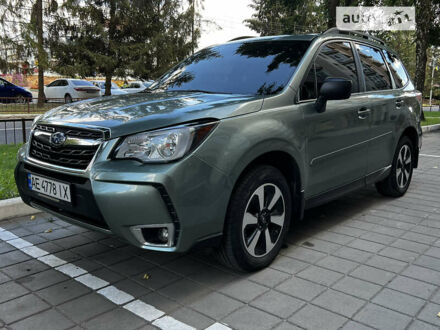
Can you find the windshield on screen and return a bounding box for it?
[150,40,311,95]
[72,80,94,87]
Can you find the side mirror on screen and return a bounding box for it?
[315,78,352,113]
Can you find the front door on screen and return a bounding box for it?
[298,41,371,198]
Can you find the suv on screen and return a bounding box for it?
[15,29,422,271]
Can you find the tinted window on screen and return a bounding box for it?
[71,80,94,87]
[299,64,317,100]
[356,44,392,91]
[59,80,68,86]
[47,80,59,87]
[151,40,311,95]
[300,42,359,100]
[383,50,408,88]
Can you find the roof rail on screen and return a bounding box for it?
[322,28,385,46]
[228,36,256,42]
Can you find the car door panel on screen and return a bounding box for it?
[299,41,371,198]
[354,43,396,174]
[302,95,370,198]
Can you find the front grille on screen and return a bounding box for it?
[29,125,104,170]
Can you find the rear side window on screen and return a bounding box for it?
[383,50,408,88]
[71,80,94,87]
[299,41,359,101]
[356,44,392,91]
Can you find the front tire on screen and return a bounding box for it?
[218,165,292,272]
[376,136,414,197]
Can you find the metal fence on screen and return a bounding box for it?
[0,118,34,145]
[0,97,89,114]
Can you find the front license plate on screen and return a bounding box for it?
[27,173,71,203]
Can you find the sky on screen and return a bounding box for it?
[198,0,256,50]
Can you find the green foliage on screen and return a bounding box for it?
[49,0,201,83]
[0,144,21,200]
[0,0,50,73]
[245,0,328,35]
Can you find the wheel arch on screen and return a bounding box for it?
[228,149,304,224]
[400,126,419,168]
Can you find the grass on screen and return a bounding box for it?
[422,117,440,126]
[0,144,21,200]
[0,102,60,114]
[424,111,440,117]
[422,110,440,126]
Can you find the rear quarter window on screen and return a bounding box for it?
[383,50,409,88]
[356,44,392,91]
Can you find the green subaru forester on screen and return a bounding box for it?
[15,29,422,271]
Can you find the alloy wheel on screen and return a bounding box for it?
[242,183,285,257]
[396,144,412,189]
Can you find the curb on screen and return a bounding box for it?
[0,197,38,221]
[422,124,440,133]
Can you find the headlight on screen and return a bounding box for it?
[114,121,218,163]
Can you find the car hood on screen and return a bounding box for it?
[38,91,263,138]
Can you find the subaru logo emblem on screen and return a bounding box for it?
[50,132,67,146]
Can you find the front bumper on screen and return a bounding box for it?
[15,141,231,252]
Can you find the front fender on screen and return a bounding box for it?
[196,108,305,193]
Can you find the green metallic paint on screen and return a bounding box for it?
[16,32,422,253]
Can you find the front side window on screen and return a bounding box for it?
[356,44,392,91]
[150,40,311,96]
[300,41,359,101]
[47,80,59,87]
[383,50,408,88]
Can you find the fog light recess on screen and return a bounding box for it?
[130,224,175,248]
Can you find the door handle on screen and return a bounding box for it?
[395,99,404,107]
[357,107,371,119]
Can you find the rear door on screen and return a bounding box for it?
[354,43,396,174]
[300,41,371,198]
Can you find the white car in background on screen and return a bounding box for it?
[44,79,101,103]
[121,80,154,94]
[91,80,127,96]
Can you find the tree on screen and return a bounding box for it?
[245,0,327,36]
[50,0,201,93]
[0,0,59,105]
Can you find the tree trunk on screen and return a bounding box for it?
[191,0,195,54]
[36,0,45,106]
[328,0,340,29]
[414,0,432,120]
[105,72,112,97]
[105,0,116,96]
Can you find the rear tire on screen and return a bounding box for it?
[217,165,292,272]
[376,136,414,197]
[64,94,72,104]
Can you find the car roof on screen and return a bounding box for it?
[226,30,396,55]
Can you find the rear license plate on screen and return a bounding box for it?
[27,173,71,202]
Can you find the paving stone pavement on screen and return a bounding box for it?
[1,132,440,330]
